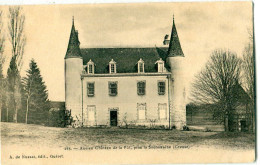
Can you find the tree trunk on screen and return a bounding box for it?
[13,92,17,123]
[6,107,8,122]
[25,97,29,124]
[224,114,229,132]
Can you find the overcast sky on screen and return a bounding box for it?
[1,2,253,102]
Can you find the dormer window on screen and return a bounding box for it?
[138,58,144,73]
[87,59,94,74]
[155,58,165,73]
[109,59,116,74]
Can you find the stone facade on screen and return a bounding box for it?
[64,16,187,129]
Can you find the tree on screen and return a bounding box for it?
[0,10,6,121]
[191,49,241,131]
[242,29,255,132]
[7,56,22,122]
[8,6,26,71]
[23,59,50,124]
[6,6,26,122]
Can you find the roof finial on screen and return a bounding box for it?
[72,16,74,25]
[172,13,174,20]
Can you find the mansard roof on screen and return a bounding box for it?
[81,47,169,73]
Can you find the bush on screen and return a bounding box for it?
[48,109,73,127]
[183,125,190,131]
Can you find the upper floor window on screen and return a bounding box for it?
[137,81,146,95]
[87,59,94,74]
[137,58,144,73]
[155,58,165,73]
[109,81,118,96]
[158,81,166,95]
[87,82,95,97]
[109,59,116,73]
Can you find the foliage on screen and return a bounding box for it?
[0,10,6,122]
[8,6,26,71]
[191,49,242,131]
[22,59,50,125]
[7,56,22,122]
[242,29,255,132]
[48,109,73,127]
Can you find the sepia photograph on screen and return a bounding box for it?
[0,1,255,164]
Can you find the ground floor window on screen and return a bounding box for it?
[87,105,96,124]
[158,103,167,120]
[137,103,146,120]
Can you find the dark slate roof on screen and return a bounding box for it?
[81,47,168,73]
[168,16,184,57]
[65,20,82,59]
[232,82,251,105]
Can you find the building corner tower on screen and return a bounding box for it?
[65,18,83,124]
[167,15,186,130]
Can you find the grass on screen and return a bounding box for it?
[1,122,255,150]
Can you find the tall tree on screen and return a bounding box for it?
[7,56,22,122]
[242,29,255,132]
[191,49,241,131]
[23,59,50,124]
[0,10,6,121]
[8,6,26,71]
[7,6,26,122]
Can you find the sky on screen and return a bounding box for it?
[0,2,253,102]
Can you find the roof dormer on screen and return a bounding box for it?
[155,58,165,73]
[137,58,145,73]
[109,59,116,74]
[87,59,94,74]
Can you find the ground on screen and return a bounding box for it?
[1,122,256,164]
[1,122,255,149]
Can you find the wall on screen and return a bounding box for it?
[65,58,83,124]
[81,74,170,127]
[167,56,186,130]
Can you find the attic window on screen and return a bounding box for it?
[138,58,144,73]
[87,59,94,74]
[109,59,116,74]
[155,58,165,73]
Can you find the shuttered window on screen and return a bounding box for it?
[87,82,95,97]
[137,81,145,95]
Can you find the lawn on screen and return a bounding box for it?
[1,122,255,150]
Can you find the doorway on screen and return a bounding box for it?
[240,120,247,132]
[110,110,118,126]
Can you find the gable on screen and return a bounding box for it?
[81,47,168,74]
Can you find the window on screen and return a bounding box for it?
[87,82,95,97]
[137,103,146,120]
[111,64,115,73]
[87,105,96,126]
[87,59,94,74]
[138,58,144,73]
[158,103,167,120]
[155,58,165,73]
[89,64,93,74]
[109,59,116,73]
[137,81,146,95]
[139,63,144,72]
[109,82,118,96]
[158,63,163,72]
[158,81,165,95]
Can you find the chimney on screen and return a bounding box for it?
[163,34,170,45]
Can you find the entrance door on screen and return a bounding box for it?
[240,120,247,132]
[110,110,118,126]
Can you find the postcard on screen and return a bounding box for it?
[0,1,255,164]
